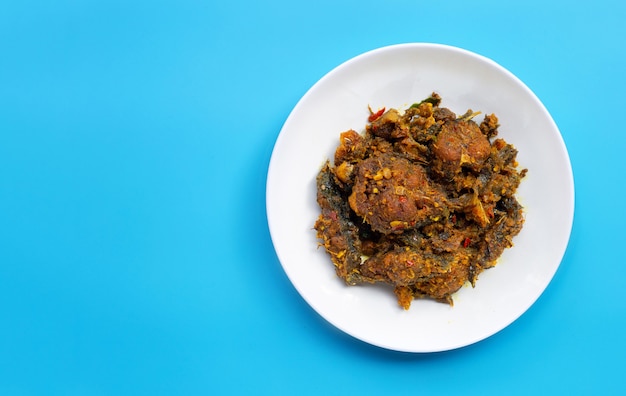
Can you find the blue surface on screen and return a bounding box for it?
[1,1,624,394]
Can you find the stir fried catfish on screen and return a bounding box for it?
[314,93,527,310]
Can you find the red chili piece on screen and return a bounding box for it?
[463,237,471,248]
[368,107,385,122]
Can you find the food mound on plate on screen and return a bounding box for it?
[314,93,527,310]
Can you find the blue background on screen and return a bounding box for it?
[1,1,624,395]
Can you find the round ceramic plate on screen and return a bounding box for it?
[266,43,574,353]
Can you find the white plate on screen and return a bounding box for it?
[266,43,574,353]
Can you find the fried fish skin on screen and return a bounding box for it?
[314,162,367,286]
[359,246,454,286]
